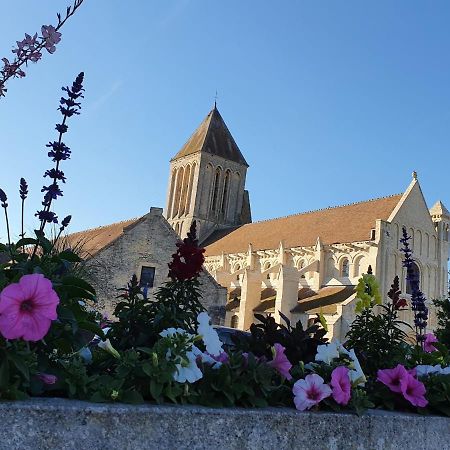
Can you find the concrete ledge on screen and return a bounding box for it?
[0,398,449,450]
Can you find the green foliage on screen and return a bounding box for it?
[108,274,205,351]
[346,276,411,375]
[354,272,382,313]
[233,312,328,365]
[433,297,450,348]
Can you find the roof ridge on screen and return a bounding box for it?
[245,193,403,226]
[69,216,142,236]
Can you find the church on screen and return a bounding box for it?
[70,105,449,339]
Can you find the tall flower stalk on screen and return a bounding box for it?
[0,189,12,255]
[400,227,428,346]
[0,0,84,99]
[19,178,28,239]
[31,72,84,258]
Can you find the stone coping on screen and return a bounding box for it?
[0,398,449,450]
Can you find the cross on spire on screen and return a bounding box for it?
[214,90,218,108]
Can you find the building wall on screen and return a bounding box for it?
[204,180,449,339]
[84,207,227,322]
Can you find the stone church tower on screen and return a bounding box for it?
[164,105,251,242]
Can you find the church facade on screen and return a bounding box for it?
[68,104,449,338]
[165,106,450,340]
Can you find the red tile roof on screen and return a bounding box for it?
[205,194,402,256]
[65,217,142,258]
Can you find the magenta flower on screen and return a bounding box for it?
[400,375,428,407]
[292,374,332,411]
[424,333,438,353]
[0,274,59,341]
[377,364,409,393]
[330,366,351,405]
[37,372,57,385]
[268,343,292,380]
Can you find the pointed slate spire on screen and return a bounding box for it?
[172,106,248,166]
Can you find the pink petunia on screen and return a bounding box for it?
[268,343,292,380]
[330,366,351,405]
[400,374,428,408]
[37,372,57,385]
[424,333,438,353]
[377,364,409,393]
[0,273,59,341]
[292,374,332,411]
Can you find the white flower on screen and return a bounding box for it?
[315,340,366,386]
[197,312,223,357]
[416,364,443,377]
[98,339,120,359]
[173,351,203,383]
[78,346,92,363]
[192,345,222,369]
[347,349,366,386]
[160,327,191,338]
[315,340,340,364]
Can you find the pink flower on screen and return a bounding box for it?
[330,366,351,405]
[37,372,57,385]
[268,343,292,380]
[41,25,62,54]
[377,364,409,393]
[0,274,59,341]
[400,375,428,407]
[292,374,332,411]
[424,333,438,353]
[378,364,428,408]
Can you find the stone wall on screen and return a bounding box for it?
[1,398,449,450]
[83,207,226,322]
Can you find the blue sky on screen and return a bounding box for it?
[1,0,450,237]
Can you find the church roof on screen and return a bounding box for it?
[64,217,143,258]
[171,106,248,166]
[205,194,402,256]
[430,200,450,217]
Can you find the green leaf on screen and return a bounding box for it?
[58,250,82,263]
[150,379,163,400]
[0,358,10,389]
[15,238,38,248]
[122,390,144,404]
[61,276,97,301]
[7,353,29,381]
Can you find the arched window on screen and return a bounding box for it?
[179,165,190,216]
[235,264,241,281]
[173,167,184,217]
[341,258,349,277]
[168,169,177,218]
[221,170,231,216]
[230,315,239,329]
[263,262,271,280]
[406,262,420,295]
[211,168,222,212]
[444,224,449,242]
[353,256,365,277]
